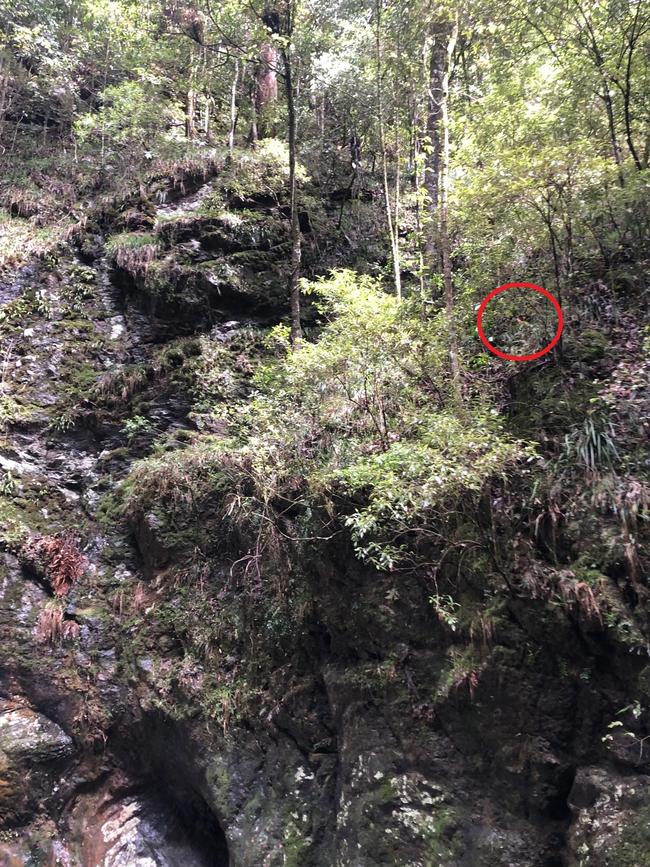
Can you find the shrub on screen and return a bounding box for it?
[123,270,525,572]
[215,139,309,204]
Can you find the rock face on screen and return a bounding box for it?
[0,706,73,763]
[566,767,650,866]
[0,705,71,821]
[63,771,228,867]
[0,165,649,867]
[107,169,301,329]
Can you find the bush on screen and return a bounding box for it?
[124,270,525,572]
[214,139,309,204]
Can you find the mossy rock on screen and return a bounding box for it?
[572,328,608,363]
[606,808,650,866]
[115,207,156,233]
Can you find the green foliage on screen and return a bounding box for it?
[74,81,167,151]
[215,140,309,203]
[430,594,462,632]
[237,270,523,568]
[61,263,95,314]
[105,232,159,254]
[49,407,79,433]
[560,413,620,476]
[122,438,228,523]
[0,471,16,496]
[124,271,524,572]
[121,414,154,441]
[0,290,52,335]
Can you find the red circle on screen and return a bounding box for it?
[476,282,564,362]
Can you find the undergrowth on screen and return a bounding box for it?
[122,270,526,574]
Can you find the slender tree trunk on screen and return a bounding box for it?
[394,126,401,269]
[617,6,644,171]
[621,77,642,170]
[0,56,9,142]
[202,95,211,140]
[186,88,196,139]
[228,58,240,155]
[562,181,575,290]
[375,0,401,300]
[600,76,624,185]
[283,45,303,346]
[186,48,197,140]
[439,14,460,391]
[248,61,258,144]
[424,20,449,270]
[10,114,21,154]
[414,125,426,298]
[415,43,428,300]
[255,44,279,139]
[100,39,110,166]
[573,1,625,185]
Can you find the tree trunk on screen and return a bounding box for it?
[255,44,279,139]
[202,95,211,140]
[616,3,645,171]
[375,0,402,300]
[228,58,240,155]
[185,88,196,139]
[100,39,110,166]
[600,76,624,185]
[282,45,303,346]
[439,14,460,392]
[424,20,450,270]
[186,48,197,140]
[573,1,625,185]
[0,56,9,142]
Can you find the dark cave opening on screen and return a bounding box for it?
[147,779,230,867]
[109,712,230,866]
[545,765,577,821]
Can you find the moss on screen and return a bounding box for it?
[373,778,399,804]
[0,497,31,547]
[96,488,127,530]
[572,328,608,363]
[53,319,95,332]
[207,756,231,816]
[74,605,108,621]
[0,395,38,428]
[606,805,650,866]
[194,258,242,288]
[422,807,462,866]
[68,361,101,390]
[153,337,202,370]
[228,249,282,271]
[170,428,197,444]
[283,818,312,867]
[142,258,185,299]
